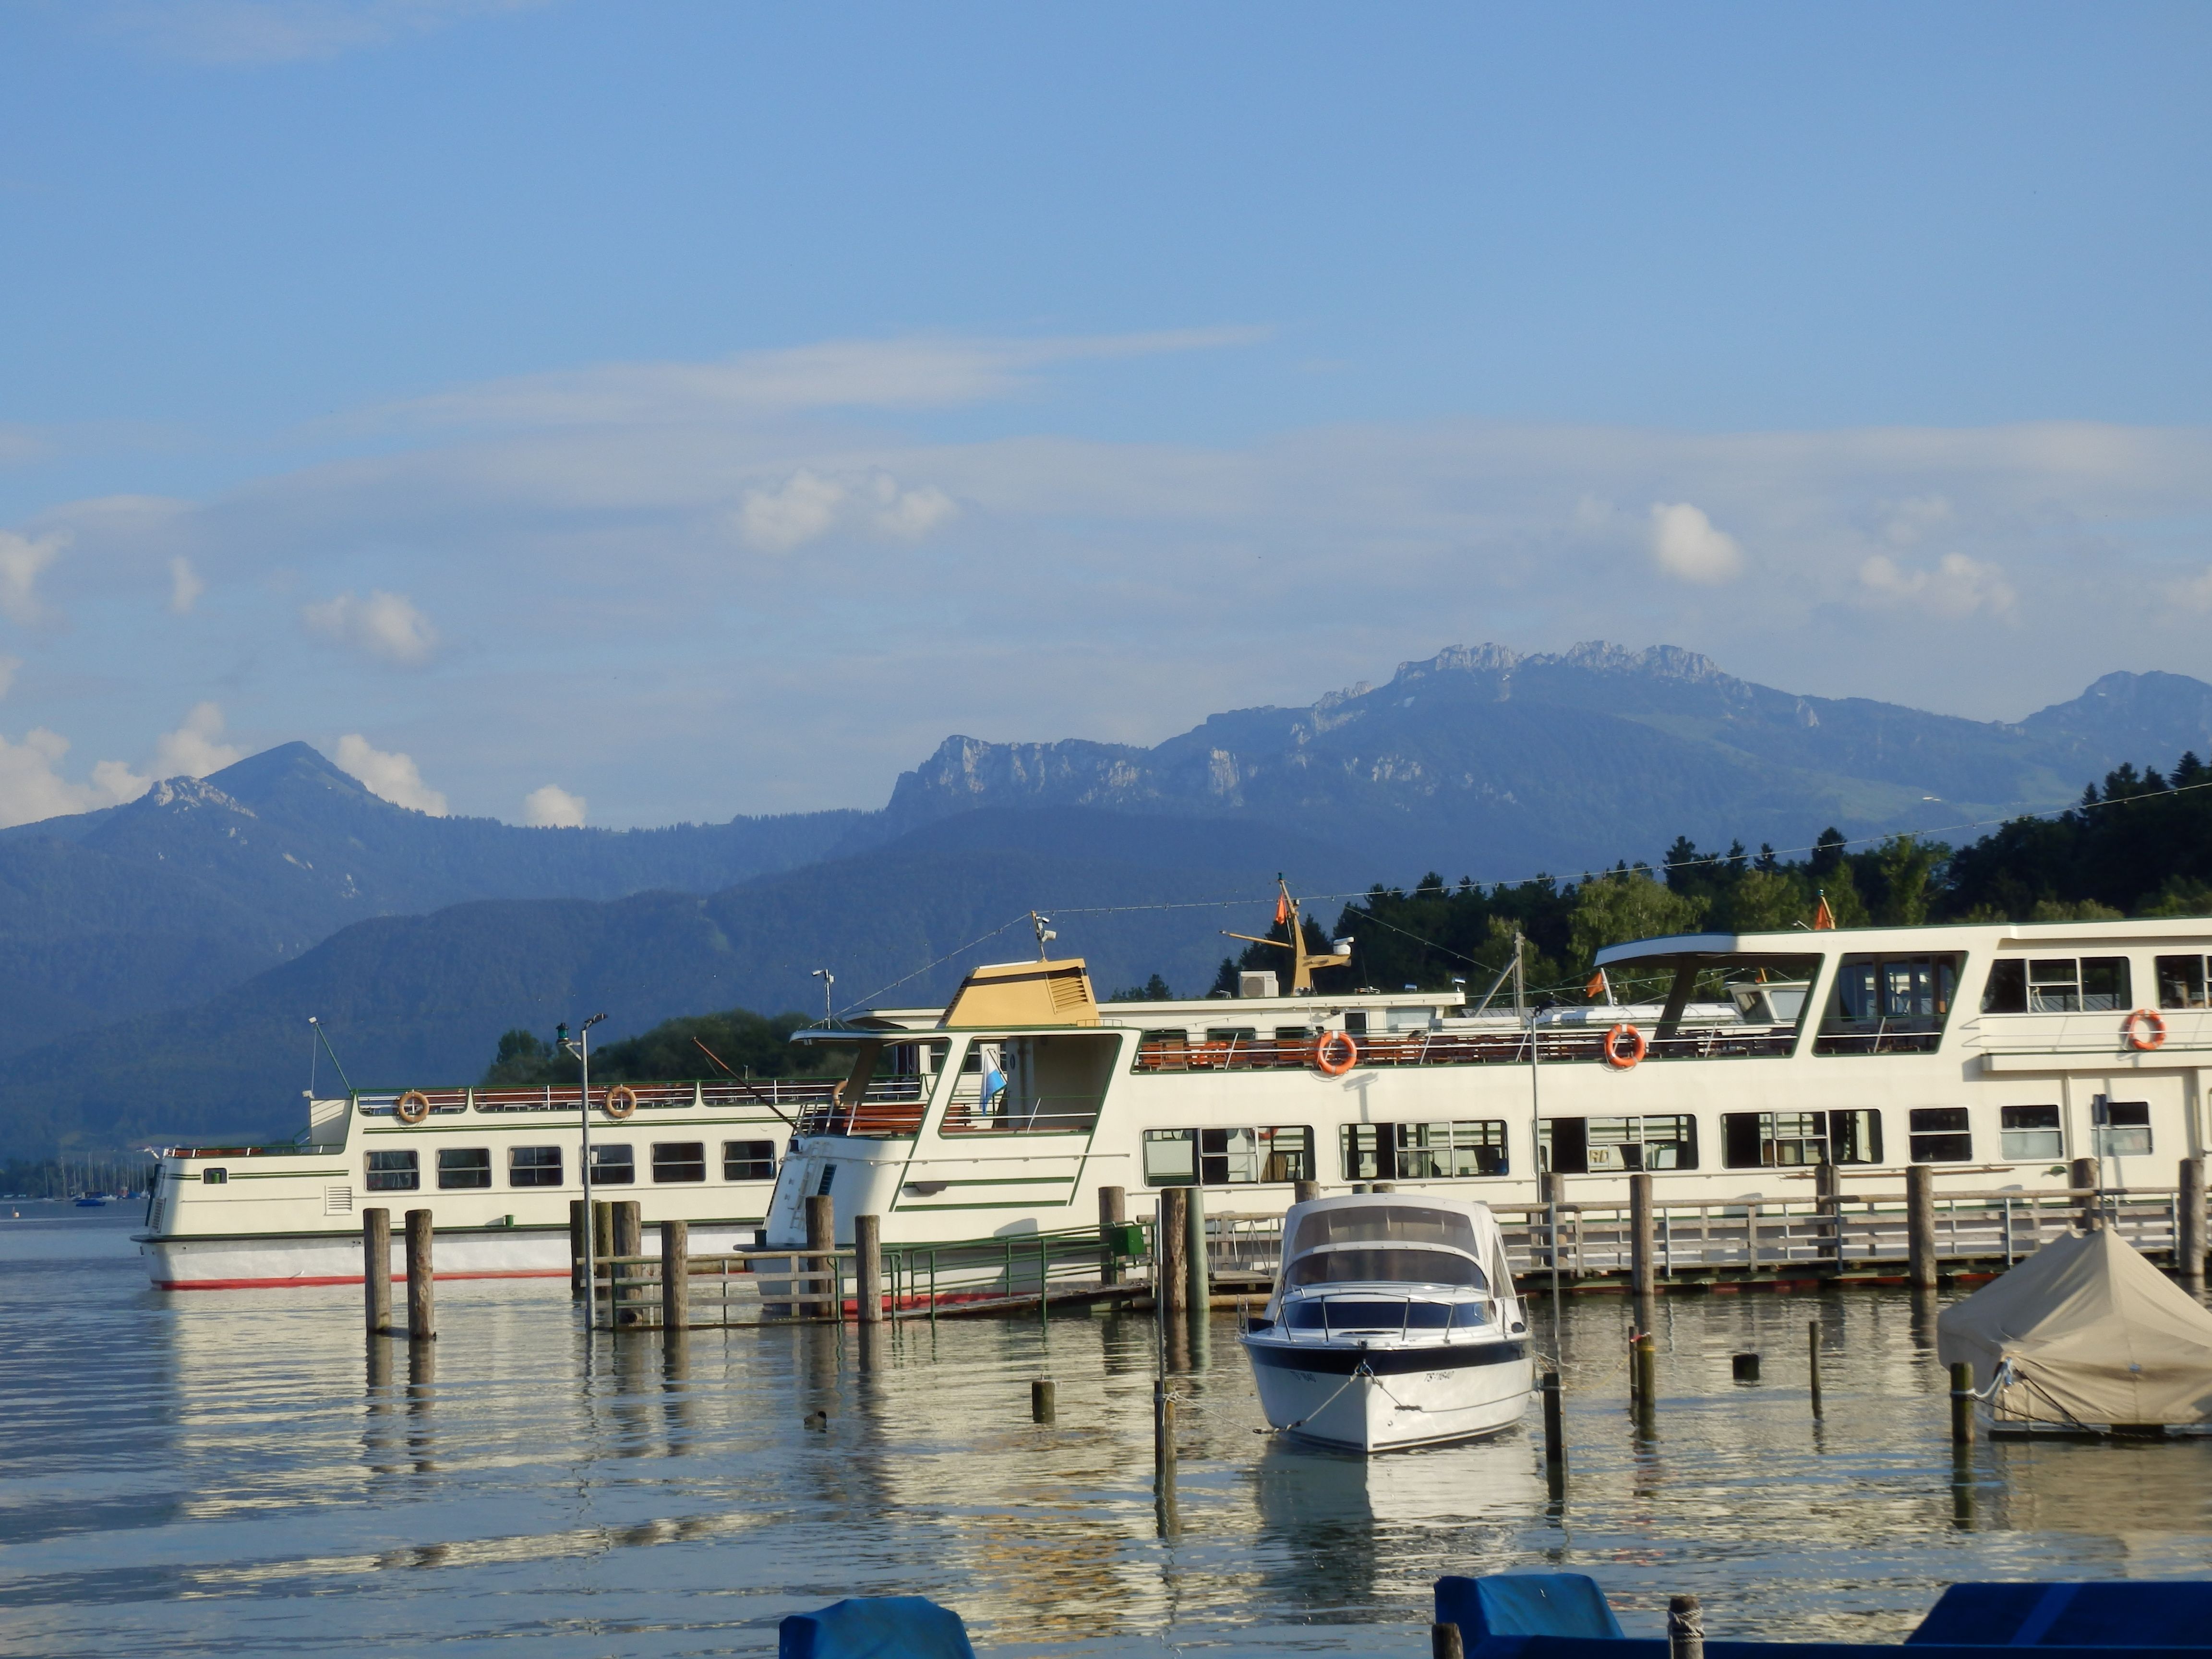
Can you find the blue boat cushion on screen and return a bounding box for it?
[1437,1574,1626,1641]
[1909,1582,2212,1647]
[779,1596,978,1659]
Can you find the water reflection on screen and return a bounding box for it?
[4,1214,2212,1659]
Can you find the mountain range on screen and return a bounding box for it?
[7,640,2210,1155]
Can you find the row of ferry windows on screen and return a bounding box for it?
[1137,1105,2151,1185]
[363,1141,776,1192]
[1982,953,2212,1014]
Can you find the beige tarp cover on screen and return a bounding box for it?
[1936,1226,2212,1429]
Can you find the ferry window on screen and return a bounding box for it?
[1258,1127,1312,1182]
[1343,1011,1368,1036]
[1720,1110,1883,1169]
[1143,1128,1197,1186]
[2157,956,2209,1010]
[943,1032,1115,1134]
[2094,1098,2151,1158]
[1203,1027,1256,1048]
[2000,1105,2062,1161]
[202,1167,229,1185]
[652,1142,707,1183]
[589,1144,635,1185]
[1273,1026,1313,1045]
[365,1151,419,1191]
[509,1146,563,1187]
[437,1148,492,1190]
[1542,1115,1697,1174]
[1814,953,1961,1055]
[2023,957,2130,1014]
[1341,1121,1510,1180]
[1908,1106,1972,1163]
[1982,959,2027,1014]
[723,1140,775,1181]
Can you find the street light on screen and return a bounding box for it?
[560,1012,607,1325]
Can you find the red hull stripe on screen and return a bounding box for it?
[154,1269,569,1290]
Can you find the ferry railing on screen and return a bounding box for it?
[936,1094,1106,1136]
[354,1077,848,1118]
[1129,1023,1802,1075]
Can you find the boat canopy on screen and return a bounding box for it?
[1936,1227,2212,1430]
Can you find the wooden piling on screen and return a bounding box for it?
[612,1201,642,1328]
[1540,1370,1564,1471]
[591,1199,613,1307]
[1031,1378,1056,1423]
[1432,1623,1467,1659]
[1950,1359,1974,1443]
[1815,1160,1841,1264]
[1098,1186,1127,1286]
[1157,1188,1189,1322]
[1634,1332,1657,1424]
[1808,1320,1823,1418]
[1668,1596,1704,1659]
[855,1214,883,1323]
[404,1208,435,1341]
[1629,1171,1656,1298]
[2181,1158,2206,1287]
[1732,1352,1760,1382]
[805,1192,836,1319]
[1153,1376,1176,1474]
[363,1208,391,1335]
[1185,1181,1210,1313]
[568,1199,587,1299]
[2071,1157,2101,1231]
[1907,1163,1938,1288]
[660,1220,688,1331]
[1294,1179,1321,1204]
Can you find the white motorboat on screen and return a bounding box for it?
[1242,1192,1534,1453]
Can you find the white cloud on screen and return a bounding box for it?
[152,702,244,778]
[303,589,438,664]
[1648,502,1744,584]
[0,658,21,699]
[523,784,586,828]
[0,729,146,829]
[1857,552,2017,618]
[0,529,66,624]
[737,469,959,552]
[2171,566,2212,613]
[335,733,448,815]
[103,0,544,66]
[168,555,206,615]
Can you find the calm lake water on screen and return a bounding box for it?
[4,1207,2209,1659]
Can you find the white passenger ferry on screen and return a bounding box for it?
[138,902,2212,1288]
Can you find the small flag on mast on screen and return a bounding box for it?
[1813,890,1836,931]
[1274,890,1291,927]
[1585,969,1609,1003]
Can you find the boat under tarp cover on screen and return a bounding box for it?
[1936,1226,2212,1433]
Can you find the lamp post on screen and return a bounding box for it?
[811,969,835,1026]
[560,1013,607,1323]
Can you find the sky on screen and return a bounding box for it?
[0,0,2209,829]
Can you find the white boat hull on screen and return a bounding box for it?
[138,1223,762,1290]
[1245,1336,1533,1453]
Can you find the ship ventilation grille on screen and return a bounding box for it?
[325,1185,354,1216]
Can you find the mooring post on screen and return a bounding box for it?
[1629,1170,1656,1298]
[1634,1332,1657,1426]
[1540,1370,1564,1472]
[404,1208,435,1342]
[1732,1352,1761,1383]
[1950,1359,1974,1443]
[363,1208,392,1335]
[591,1200,613,1312]
[568,1199,587,1299]
[612,1201,642,1328]
[1157,1188,1189,1322]
[1185,1180,1210,1315]
[1668,1596,1704,1659]
[2182,1158,2207,1288]
[2071,1157,2101,1231]
[1815,1159,1841,1266]
[1098,1186,1127,1286]
[855,1214,883,1323]
[1432,1623,1467,1659]
[1294,1178,1321,1204]
[1153,1376,1176,1475]
[660,1220,688,1332]
[805,1192,836,1319]
[1808,1319,1824,1418]
[1032,1378,1056,1423]
[1907,1163,1938,1288]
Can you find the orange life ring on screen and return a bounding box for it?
[2125,1008,2166,1052]
[603,1084,639,1120]
[1311,1030,1358,1077]
[1602,1023,1647,1070]
[394,1090,431,1125]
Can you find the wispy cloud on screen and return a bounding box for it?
[0,530,66,625]
[303,589,438,665]
[522,783,585,828]
[1648,501,1744,584]
[335,733,448,814]
[737,470,958,552]
[99,0,545,66]
[168,556,207,616]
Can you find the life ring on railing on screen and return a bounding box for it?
[603,1084,639,1120]
[2125,1008,2167,1052]
[1312,1030,1359,1077]
[1602,1023,1647,1070]
[394,1090,431,1125]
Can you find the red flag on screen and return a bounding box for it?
[1813,891,1836,931]
[1274,890,1291,927]
[1585,969,1608,1003]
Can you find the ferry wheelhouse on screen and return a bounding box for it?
[139,905,2212,1289]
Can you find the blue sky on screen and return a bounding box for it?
[1,1,2209,828]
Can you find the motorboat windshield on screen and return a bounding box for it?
[1285,1246,1488,1289]
[1291,1204,1477,1253]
